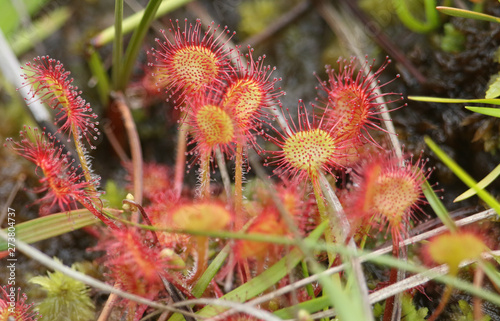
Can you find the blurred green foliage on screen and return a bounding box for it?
[440,23,466,53]
[0,0,71,55]
[0,0,47,35]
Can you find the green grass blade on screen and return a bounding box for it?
[480,260,500,290]
[301,260,316,299]
[318,270,368,321]
[455,163,500,202]
[86,45,111,106]
[436,6,500,23]
[11,6,71,55]
[191,244,230,298]
[422,179,457,232]
[91,0,193,48]
[408,96,500,105]
[112,0,124,88]
[0,208,121,251]
[465,106,500,118]
[167,243,231,321]
[424,136,500,216]
[274,296,330,318]
[117,0,162,90]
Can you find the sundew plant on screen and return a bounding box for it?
[0,1,499,321]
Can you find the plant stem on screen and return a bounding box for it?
[199,152,211,199]
[0,228,220,319]
[215,147,232,203]
[318,173,374,321]
[103,121,130,164]
[192,221,328,319]
[113,93,143,221]
[234,142,244,225]
[174,121,188,198]
[312,177,327,218]
[190,236,208,284]
[473,267,485,321]
[69,125,119,228]
[427,284,453,321]
[71,125,93,187]
[78,197,119,230]
[322,0,426,85]
[301,260,316,299]
[383,241,400,321]
[97,285,121,321]
[311,175,335,264]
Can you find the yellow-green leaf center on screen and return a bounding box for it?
[282,129,336,176]
[195,104,235,147]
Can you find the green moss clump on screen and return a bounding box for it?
[29,259,95,321]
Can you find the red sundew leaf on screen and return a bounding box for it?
[0,286,39,321]
[20,56,100,148]
[149,18,236,105]
[348,151,431,244]
[5,127,100,215]
[264,100,350,183]
[92,225,181,319]
[314,56,404,148]
[222,46,284,143]
[182,88,241,161]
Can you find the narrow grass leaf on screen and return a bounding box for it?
[318,271,367,321]
[424,136,500,215]
[191,244,231,298]
[465,106,500,118]
[436,6,500,23]
[112,0,124,88]
[91,0,194,47]
[455,163,500,202]
[480,260,500,290]
[87,46,111,105]
[0,208,121,251]
[0,0,51,36]
[118,0,162,89]
[167,243,232,321]
[422,179,457,232]
[408,96,500,105]
[273,296,330,318]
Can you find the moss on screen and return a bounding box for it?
[29,259,95,321]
